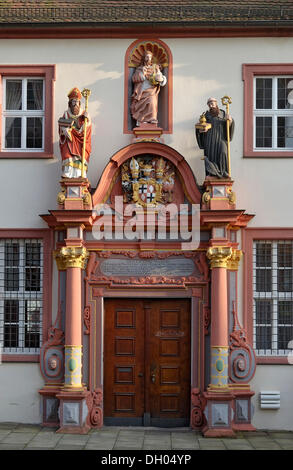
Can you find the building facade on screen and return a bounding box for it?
[0,1,293,436]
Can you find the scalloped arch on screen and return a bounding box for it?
[92,142,202,207]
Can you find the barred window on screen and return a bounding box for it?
[0,239,43,354]
[253,240,293,355]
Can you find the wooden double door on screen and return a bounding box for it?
[104,298,191,426]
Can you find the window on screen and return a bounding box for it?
[254,77,293,150]
[0,65,55,158]
[253,240,293,356]
[243,64,293,157]
[3,78,44,151]
[0,239,43,354]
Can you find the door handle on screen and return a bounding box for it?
[150,364,157,383]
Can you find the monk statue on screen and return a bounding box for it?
[195,97,234,178]
[130,50,167,127]
[58,87,92,178]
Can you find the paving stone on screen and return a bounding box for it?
[14,424,41,432]
[54,444,85,450]
[268,432,293,439]
[85,442,116,450]
[0,443,27,450]
[0,423,18,430]
[1,432,36,444]
[58,434,89,444]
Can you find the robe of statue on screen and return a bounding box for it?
[130,64,167,125]
[196,109,234,178]
[59,109,92,178]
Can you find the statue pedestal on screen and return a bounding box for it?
[57,177,92,210]
[202,177,236,210]
[132,123,164,143]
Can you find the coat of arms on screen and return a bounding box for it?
[122,156,175,207]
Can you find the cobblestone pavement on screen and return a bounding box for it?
[0,423,293,450]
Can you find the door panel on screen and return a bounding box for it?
[104,299,145,424]
[104,298,190,426]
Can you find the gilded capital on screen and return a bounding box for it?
[227,249,242,270]
[54,246,89,270]
[207,246,232,269]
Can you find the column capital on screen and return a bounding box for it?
[227,249,242,271]
[54,246,89,270]
[207,246,232,269]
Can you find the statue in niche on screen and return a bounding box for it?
[130,50,167,127]
[58,87,92,178]
[195,97,234,178]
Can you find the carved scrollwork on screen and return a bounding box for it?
[229,302,256,384]
[86,388,103,428]
[84,306,91,335]
[191,388,206,429]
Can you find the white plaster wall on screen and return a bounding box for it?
[0,36,293,428]
[251,365,293,430]
[0,364,43,423]
[0,37,292,228]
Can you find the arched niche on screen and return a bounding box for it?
[123,39,173,134]
[92,142,201,208]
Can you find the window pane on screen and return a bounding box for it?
[278,301,293,324]
[4,243,19,291]
[278,269,293,292]
[255,326,272,350]
[256,78,272,109]
[278,78,293,109]
[256,242,272,267]
[25,300,41,348]
[26,117,43,148]
[5,243,19,266]
[255,116,272,148]
[4,299,19,348]
[5,80,22,110]
[5,117,21,148]
[277,116,293,148]
[278,242,293,267]
[255,299,272,324]
[25,243,41,291]
[26,243,41,266]
[27,79,43,110]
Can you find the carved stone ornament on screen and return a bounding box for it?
[227,249,242,271]
[83,305,91,335]
[128,41,169,68]
[122,156,175,207]
[207,246,232,269]
[229,302,256,384]
[54,246,89,270]
[86,388,103,428]
[191,388,207,429]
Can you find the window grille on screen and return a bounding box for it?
[253,240,293,355]
[0,239,43,354]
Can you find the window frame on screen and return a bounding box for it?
[243,63,293,158]
[243,227,293,364]
[0,65,55,159]
[0,229,52,362]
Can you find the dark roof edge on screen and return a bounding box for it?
[0,23,293,39]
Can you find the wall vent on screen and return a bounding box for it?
[259,391,280,409]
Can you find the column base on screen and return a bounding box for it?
[56,388,90,434]
[202,389,235,437]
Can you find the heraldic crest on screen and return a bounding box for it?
[122,156,175,207]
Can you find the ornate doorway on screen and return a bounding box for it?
[104,298,191,426]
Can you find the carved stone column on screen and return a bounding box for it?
[203,246,235,437]
[207,246,232,391]
[55,245,90,433]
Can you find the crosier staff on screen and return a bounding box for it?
[81,88,91,178]
[221,95,232,177]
